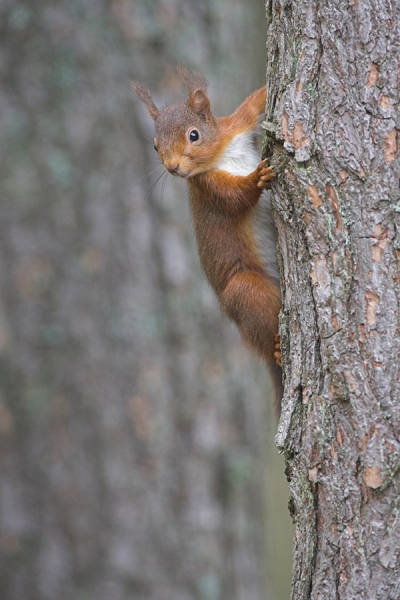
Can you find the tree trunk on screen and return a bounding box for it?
[265,1,400,598]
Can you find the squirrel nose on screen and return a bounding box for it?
[166,162,180,174]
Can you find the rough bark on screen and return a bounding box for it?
[265,1,400,598]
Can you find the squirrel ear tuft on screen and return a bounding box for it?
[176,66,213,123]
[176,65,208,94]
[131,81,159,120]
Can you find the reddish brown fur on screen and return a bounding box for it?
[189,166,282,404]
[132,68,282,404]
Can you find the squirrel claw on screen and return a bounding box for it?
[256,159,275,189]
[274,332,282,367]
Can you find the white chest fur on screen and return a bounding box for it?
[215,131,259,176]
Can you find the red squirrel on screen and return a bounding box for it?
[132,67,282,403]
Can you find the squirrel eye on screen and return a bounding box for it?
[189,129,200,143]
[153,144,158,153]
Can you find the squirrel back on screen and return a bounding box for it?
[132,68,282,406]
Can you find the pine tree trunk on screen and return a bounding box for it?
[265,1,400,598]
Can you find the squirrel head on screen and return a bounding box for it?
[132,67,221,178]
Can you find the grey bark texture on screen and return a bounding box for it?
[265,0,400,598]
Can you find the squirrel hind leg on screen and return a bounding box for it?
[219,270,280,361]
[219,270,283,411]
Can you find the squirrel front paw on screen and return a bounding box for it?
[256,159,275,189]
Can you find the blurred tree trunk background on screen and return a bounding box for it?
[0,2,292,599]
